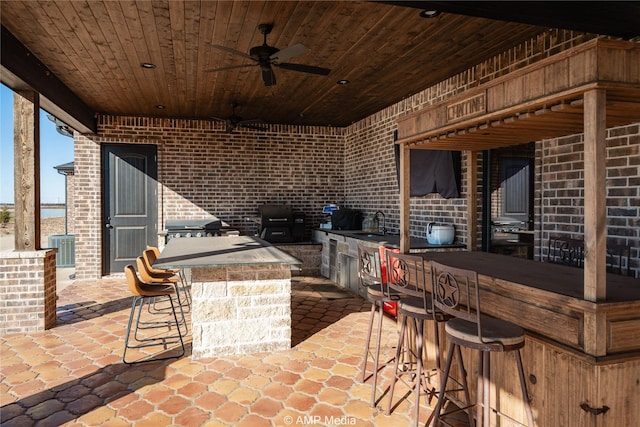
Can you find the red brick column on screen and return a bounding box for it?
[0,249,57,335]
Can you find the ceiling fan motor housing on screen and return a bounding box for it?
[250,44,279,62]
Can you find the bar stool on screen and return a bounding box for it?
[357,244,399,408]
[144,247,191,311]
[122,265,185,364]
[136,256,188,336]
[384,251,447,427]
[430,260,534,427]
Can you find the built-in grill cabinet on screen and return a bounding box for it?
[259,205,305,243]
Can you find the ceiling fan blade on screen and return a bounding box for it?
[261,67,276,86]
[276,62,331,76]
[211,116,227,122]
[205,63,256,73]
[210,44,254,60]
[270,43,309,63]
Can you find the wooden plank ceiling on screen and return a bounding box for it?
[1,1,639,130]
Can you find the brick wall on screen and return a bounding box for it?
[343,30,596,245]
[72,29,639,279]
[74,121,344,279]
[65,173,76,235]
[0,249,57,336]
[74,133,103,279]
[537,124,640,276]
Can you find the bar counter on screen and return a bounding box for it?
[420,251,640,356]
[154,236,300,359]
[417,251,640,426]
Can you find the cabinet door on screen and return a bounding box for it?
[595,361,640,427]
[524,338,596,427]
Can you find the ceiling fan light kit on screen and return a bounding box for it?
[207,23,331,87]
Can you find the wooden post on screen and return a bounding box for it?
[13,91,41,251]
[399,144,410,253]
[583,89,607,302]
[465,151,478,251]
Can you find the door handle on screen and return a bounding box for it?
[105,223,114,229]
[580,402,609,415]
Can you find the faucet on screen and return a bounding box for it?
[374,211,386,235]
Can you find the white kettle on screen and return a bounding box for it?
[426,223,455,245]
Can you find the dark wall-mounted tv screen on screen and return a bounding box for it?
[394,145,461,199]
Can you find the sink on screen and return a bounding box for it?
[353,232,385,237]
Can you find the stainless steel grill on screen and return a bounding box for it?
[491,217,525,241]
[165,218,222,242]
[258,205,306,243]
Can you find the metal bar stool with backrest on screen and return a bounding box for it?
[430,261,535,427]
[384,251,449,427]
[122,265,186,364]
[357,244,400,408]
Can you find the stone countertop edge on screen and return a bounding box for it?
[154,235,302,269]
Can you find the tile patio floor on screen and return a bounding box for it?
[1,275,466,427]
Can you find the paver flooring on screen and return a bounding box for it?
[1,275,466,426]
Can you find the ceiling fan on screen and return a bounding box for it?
[212,103,267,133]
[206,23,331,86]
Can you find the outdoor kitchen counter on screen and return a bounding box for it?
[154,236,300,359]
[313,229,466,250]
[154,235,301,269]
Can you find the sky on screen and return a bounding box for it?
[0,83,75,204]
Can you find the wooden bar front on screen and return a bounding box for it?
[418,251,640,426]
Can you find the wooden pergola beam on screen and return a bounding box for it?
[465,151,478,251]
[399,143,410,253]
[583,89,607,302]
[13,91,41,251]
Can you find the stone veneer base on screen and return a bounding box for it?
[190,264,292,359]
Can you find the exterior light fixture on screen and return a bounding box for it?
[337,79,349,85]
[420,10,440,18]
[141,62,157,69]
[155,104,166,109]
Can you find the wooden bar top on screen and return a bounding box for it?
[153,236,301,269]
[421,251,640,303]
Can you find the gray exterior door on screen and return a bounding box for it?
[102,144,158,275]
[501,157,532,226]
